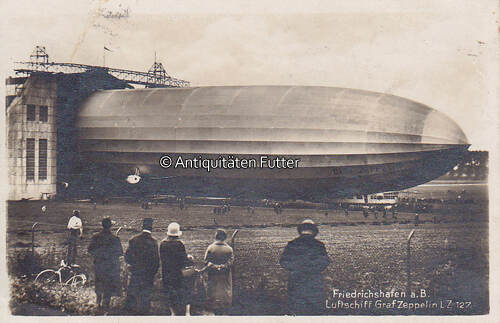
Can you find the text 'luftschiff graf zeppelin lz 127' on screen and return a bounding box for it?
[159,155,301,172]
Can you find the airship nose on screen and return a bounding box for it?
[421,109,469,146]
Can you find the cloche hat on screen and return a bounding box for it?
[297,219,319,237]
[167,222,182,237]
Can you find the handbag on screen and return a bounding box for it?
[181,266,196,278]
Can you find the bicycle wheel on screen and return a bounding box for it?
[64,274,87,287]
[34,269,60,286]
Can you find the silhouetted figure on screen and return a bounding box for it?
[274,203,282,215]
[362,206,369,218]
[280,219,331,315]
[88,217,123,314]
[223,202,231,214]
[89,186,96,203]
[124,218,160,315]
[183,255,196,316]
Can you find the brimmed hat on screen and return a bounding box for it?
[297,219,318,237]
[142,218,153,231]
[167,222,182,237]
[72,209,80,217]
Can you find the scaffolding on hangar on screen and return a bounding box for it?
[14,46,190,88]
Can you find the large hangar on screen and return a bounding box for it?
[5,47,188,200]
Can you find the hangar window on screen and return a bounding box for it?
[26,138,35,181]
[39,139,47,180]
[39,106,48,122]
[27,105,36,121]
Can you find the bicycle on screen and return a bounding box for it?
[34,259,87,287]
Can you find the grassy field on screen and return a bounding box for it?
[401,181,488,200]
[7,198,489,315]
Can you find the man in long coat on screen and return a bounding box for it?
[88,217,123,313]
[124,218,160,314]
[204,229,234,315]
[280,219,331,315]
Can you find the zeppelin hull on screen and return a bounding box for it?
[75,86,469,200]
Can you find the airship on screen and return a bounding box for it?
[75,86,469,201]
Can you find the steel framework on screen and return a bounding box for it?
[15,56,190,88]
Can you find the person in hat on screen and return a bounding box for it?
[124,218,160,314]
[204,229,234,315]
[66,209,83,265]
[88,217,123,314]
[160,222,188,315]
[280,219,331,315]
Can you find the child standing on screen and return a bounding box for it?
[183,254,197,315]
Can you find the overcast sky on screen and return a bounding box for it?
[1,0,498,150]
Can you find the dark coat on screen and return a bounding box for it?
[125,231,160,291]
[88,229,123,295]
[160,238,188,309]
[160,239,187,290]
[280,234,331,315]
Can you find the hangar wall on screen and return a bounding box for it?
[5,71,131,200]
[6,74,58,200]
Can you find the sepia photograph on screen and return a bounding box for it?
[0,0,497,320]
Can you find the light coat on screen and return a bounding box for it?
[204,241,234,310]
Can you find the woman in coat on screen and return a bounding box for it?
[160,222,188,315]
[88,217,123,313]
[204,229,234,315]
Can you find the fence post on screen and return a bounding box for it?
[406,229,415,297]
[31,222,39,257]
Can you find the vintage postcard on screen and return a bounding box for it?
[0,0,498,322]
